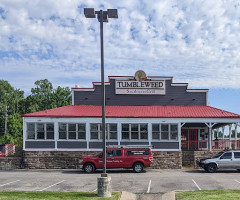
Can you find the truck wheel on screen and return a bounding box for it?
[133,162,144,173]
[207,163,217,173]
[83,163,95,173]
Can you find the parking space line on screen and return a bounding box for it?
[234,180,240,184]
[37,180,65,191]
[192,179,201,190]
[0,180,20,187]
[147,180,151,193]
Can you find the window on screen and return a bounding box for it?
[121,124,148,140]
[27,123,54,140]
[234,152,240,159]
[152,124,178,141]
[90,123,117,140]
[106,150,122,157]
[58,123,86,140]
[221,152,232,159]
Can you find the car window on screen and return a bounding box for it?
[107,150,114,157]
[234,152,240,159]
[220,152,232,159]
[113,150,122,156]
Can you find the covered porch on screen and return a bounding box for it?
[181,122,240,151]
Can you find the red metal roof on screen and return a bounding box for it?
[22,105,240,118]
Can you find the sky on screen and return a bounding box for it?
[0,0,240,114]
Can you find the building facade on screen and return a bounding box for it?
[22,71,240,169]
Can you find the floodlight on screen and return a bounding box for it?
[84,8,96,18]
[107,9,118,18]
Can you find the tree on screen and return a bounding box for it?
[0,80,24,136]
[23,79,72,113]
[0,113,23,146]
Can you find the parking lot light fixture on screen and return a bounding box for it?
[84,7,118,198]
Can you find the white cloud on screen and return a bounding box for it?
[0,0,240,92]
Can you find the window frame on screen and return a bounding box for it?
[121,123,148,141]
[151,123,178,141]
[58,123,86,141]
[90,123,118,141]
[26,122,55,141]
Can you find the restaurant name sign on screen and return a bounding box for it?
[115,81,165,95]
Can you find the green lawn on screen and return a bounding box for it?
[0,191,120,200]
[176,190,240,200]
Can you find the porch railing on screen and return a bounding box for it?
[182,140,240,151]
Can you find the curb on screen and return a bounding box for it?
[120,191,137,200]
[162,191,175,200]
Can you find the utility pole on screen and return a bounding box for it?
[4,105,8,135]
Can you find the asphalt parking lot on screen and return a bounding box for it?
[0,169,240,194]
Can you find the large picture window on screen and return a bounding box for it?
[152,124,178,140]
[90,123,117,140]
[121,124,148,140]
[58,123,86,140]
[27,123,54,140]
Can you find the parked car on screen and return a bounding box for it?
[197,150,240,173]
[0,151,5,157]
[80,145,154,173]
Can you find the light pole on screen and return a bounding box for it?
[84,8,118,197]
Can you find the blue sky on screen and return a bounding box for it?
[0,0,240,114]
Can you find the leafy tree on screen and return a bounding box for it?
[0,113,23,146]
[23,79,71,113]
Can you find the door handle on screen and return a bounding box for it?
[111,158,114,160]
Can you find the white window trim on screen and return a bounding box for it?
[26,122,55,141]
[121,123,149,141]
[58,123,86,141]
[151,123,178,141]
[90,123,118,141]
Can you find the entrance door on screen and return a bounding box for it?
[181,129,198,150]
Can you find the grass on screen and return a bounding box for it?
[0,191,121,200]
[176,190,240,200]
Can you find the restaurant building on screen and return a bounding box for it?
[22,71,240,169]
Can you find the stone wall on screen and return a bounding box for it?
[22,151,182,169]
[182,151,195,167]
[152,151,182,169]
[194,150,222,168]
[0,157,22,170]
[23,151,99,169]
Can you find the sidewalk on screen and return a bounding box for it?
[120,191,175,200]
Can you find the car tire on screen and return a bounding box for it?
[83,163,95,173]
[133,162,144,173]
[206,163,217,173]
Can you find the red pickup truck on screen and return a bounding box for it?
[80,146,153,173]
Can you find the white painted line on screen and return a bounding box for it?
[147,180,151,193]
[234,179,240,184]
[0,180,20,187]
[37,180,65,191]
[192,179,201,190]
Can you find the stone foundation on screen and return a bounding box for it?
[22,151,182,169]
[152,151,182,169]
[23,151,99,169]
[0,157,22,170]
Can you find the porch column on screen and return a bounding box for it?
[229,124,232,149]
[205,122,216,152]
[217,128,219,139]
[235,123,238,149]
[222,126,225,139]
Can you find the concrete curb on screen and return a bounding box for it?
[162,191,175,200]
[120,191,137,200]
